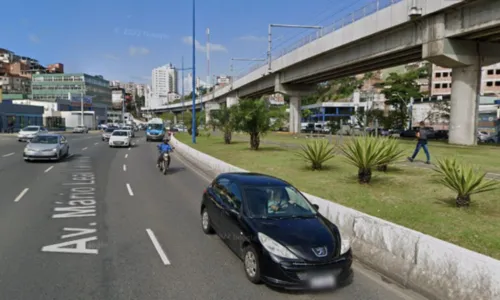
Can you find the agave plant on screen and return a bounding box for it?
[340,136,387,184]
[434,157,499,207]
[295,140,336,170]
[376,138,405,172]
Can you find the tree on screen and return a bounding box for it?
[378,70,423,128]
[425,99,450,124]
[233,98,275,150]
[209,105,237,144]
[182,110,205,136]
[161,112,175,123]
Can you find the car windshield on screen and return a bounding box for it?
[31,136,58,144]
[243,185,317,219]
[148,124,163,130]
[105,128,115,133]
[112,131,128,136]
[22,127,39,132]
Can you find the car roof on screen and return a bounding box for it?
[36,134,61,137]
[218,172,289,187]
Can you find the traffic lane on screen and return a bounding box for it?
[0,138,115,300]
[110,141,418,300]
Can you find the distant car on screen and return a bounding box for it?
[73,126,88,133]
[200,172,353,290]
[109,130,131,147]
[23,134,69,162]
[18,126,48,142]
[102,128,115,141]
[122,126,135,137]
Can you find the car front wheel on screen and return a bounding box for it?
[243,245,261,284]
[201,208,215,234]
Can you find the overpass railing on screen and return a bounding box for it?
[235,0,404,79]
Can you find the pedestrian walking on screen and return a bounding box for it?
[407,121,430,164]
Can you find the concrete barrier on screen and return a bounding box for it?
[171,135,500,300]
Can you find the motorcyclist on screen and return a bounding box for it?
[157,138,174,168]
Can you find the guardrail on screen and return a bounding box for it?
[235,0,404,79]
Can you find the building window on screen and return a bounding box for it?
[442,83,448,88]
[487,70,494,75]
[487,81,493,87]
[434,83,441,89]
[496,69,500,75]
[443,72,449,77]
[435,73,441,78]
[495,81,500,86]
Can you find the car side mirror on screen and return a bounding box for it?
[312,204,319,210]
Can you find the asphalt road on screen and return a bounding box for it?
[0,131,426,300]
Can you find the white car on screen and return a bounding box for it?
[108,130,131,147]
[18,126,48,142]
[122,126,134,137]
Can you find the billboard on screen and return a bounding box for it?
[112,89,124,110]
[216,75,232,86]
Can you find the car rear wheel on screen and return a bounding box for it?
[243,245,261,284]
[201,208,214,234]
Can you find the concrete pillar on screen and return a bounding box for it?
[449,63,481,145]
[226,96,239,108]
[205,109,211,124]
[173,114,178,124]
[289,96,301,134]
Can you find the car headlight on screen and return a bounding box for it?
[340,232,351,255]
[258,232,298,259]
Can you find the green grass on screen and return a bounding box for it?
[177,132,500,260]
[228,132,500,173]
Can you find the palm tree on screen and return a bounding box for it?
[376,138,405,172]
[209,105,236,144]
[233,98,276,150]
[434,158,499,207]
[296,140,336,170]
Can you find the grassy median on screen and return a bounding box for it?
[230,132,500,173]
[176,132,500,259]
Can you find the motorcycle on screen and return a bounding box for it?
[158,151,170,175]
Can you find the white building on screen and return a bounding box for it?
[152,63,178,101]
[184,73,208,95]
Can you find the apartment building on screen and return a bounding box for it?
[431,63,500,96]
[152,63,178,99]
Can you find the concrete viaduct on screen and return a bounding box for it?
[143,0,500,145]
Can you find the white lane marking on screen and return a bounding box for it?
[44,165,54,173]
[94,142,98,145]
[146,229,171,265]
[123,164,127,171]
[82,147,88,151]
[126,183,134,196]
[128,147,131,150]
[2,152,15,157]
[14,188,29,202]
[125,154,128,158]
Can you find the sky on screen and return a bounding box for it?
[4,0,372,86]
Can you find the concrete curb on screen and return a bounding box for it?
[171,134,500,300]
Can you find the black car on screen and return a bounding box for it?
[200,172,353,290]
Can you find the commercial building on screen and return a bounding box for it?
[31,73,111,106]
[0,75,30,94]
[152,63,178,101]
[0,100,44,132]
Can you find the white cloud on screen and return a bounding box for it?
[104,54,119,60]
[182,36,227,53]
[129,46,150,56]
[28,34,40,43]
[238,35,267,42]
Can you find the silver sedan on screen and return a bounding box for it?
[23,134,70,162]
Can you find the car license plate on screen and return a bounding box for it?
[310,274,335,289]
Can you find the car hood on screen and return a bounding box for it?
[19,131,38,135]
[110,136,129,140]
[250,216,338,261]
[148,130,163,134]
[27,143,59,151]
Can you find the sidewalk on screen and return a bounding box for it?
[213,132,500,181]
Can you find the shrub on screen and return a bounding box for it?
[434,157,499,207]
[295,140,336,170]
[340,136,387,184]
[376,138,405,172]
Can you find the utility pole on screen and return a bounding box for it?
[191,0,197,143]
[206,27,210,88]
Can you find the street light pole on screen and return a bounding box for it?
[267,24,322,72]
[191,0,197,143]
[80,89,84,127]
[206,27,210,87]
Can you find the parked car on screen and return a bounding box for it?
[73,126,88,133]
[108,130,131,147]
[200,172,353,290]
[23,134,69,162]
[18,126,48,142]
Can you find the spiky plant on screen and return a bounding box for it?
[340,136,387,184]
[434,157,499,207]
[295,140,336,170]
[376,138,405,172]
